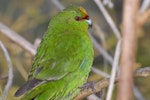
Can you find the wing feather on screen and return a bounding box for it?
[28,31,86,81]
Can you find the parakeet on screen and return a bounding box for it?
[15,6,93,100]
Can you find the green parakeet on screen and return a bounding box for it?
[15,6,93,100]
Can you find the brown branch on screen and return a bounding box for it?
[134,67,150,77]
[74,66,150,100]
[117,0,139,99]
[74,78,109,100]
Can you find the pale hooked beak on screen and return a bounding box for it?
[86,19,92,28]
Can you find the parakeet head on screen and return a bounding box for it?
[72,6,92,28]
[65,6,92,28]
[49,6,92,31]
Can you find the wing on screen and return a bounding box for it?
[28,31,88,81]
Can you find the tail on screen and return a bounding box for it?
[15,78,42,97]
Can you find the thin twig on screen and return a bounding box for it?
[51,0,65,10]
[133,85,145,100]
[93,24,107,49]
[102,0,114,8]
[0,41,13,100]
[106,40,121,100]
[139,0,150,13]
[89,33,113,65]
[93,24,109,69]
[93,0,121,39]
[91,67,110,78]
[74,66,150,100]
[0,22,36,55]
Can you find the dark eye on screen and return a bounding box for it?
[75,16,82,21]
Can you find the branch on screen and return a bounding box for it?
[102,0,114,8]
[0,22,36,55]
[138,9,150,26]
[139,0,150,13]
[74,66,150,100]
[0,41,13,100]
[91,67,110,78]
[93,0,121,39]
[106,40,121,100]
[133,85,145,100]
[51,0,65,10]
[117,0,139,99]
[89,34,113,65]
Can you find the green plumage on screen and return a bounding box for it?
[15,6,93,100]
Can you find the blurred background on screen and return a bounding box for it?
[0,0,150,100]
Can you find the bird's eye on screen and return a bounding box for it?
[75,15,89,21]
[75,16,82,21]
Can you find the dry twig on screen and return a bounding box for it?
[91,67,110,78]
[89,34,113,65]
[140,0,150,13]
[0,41,13,100]
[93,0,121,39]
[106,40,121,100]
[0,22,36,55]
[51,0,65,10]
